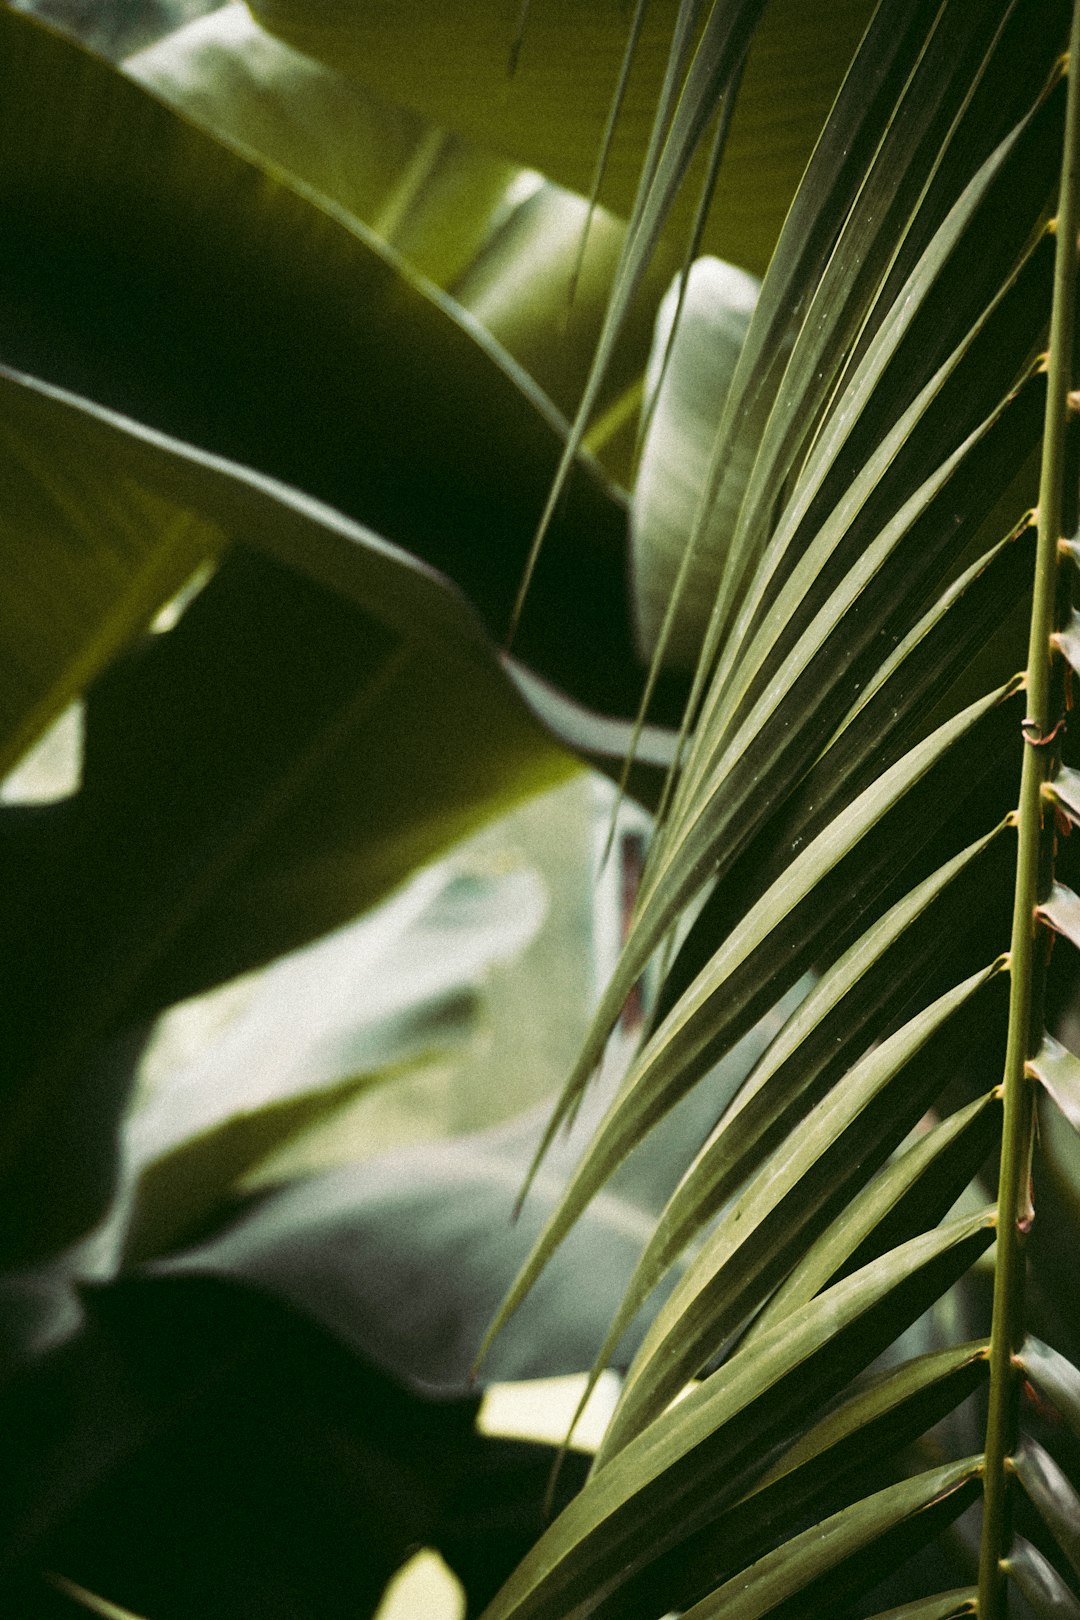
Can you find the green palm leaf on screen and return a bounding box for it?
[523,97,1058,1140]
[519,832,1008,1450]
[480,1213,994,1619]
[586,1344,989,1616]
[596,965,1002,1458]
[677,1459,983,1620]
[480,682,1018,1353]
[476,0,1080,1614]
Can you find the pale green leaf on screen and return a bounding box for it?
[1013,1437,1080,1581]
[1017,1338,1080,1445]
[1038,882,1080,951]
[126,4,676,459]
[124,859,545,1260]
[247,0,876,274]
[1004,1537,1080,1620]
[630,255,760,669]
[46,1575,147,1620]
[1046,763,1080,826]
[1027,1034,1080,1133]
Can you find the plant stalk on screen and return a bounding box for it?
[976,8,1080,1616]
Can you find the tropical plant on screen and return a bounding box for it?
[466,1,1080,1615]
[1,0,1079,1618]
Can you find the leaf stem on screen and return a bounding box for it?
[977,9,1080,1617]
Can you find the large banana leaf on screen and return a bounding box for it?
[475,0,1080,1615]
[0,5,687,1265]
[122,856,548,1261]
[0,362,577,1267]
[0,7,657,751]
[123,2,678,472]
[246,0,876,276]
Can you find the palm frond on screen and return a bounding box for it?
[478,0,1080,1614]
